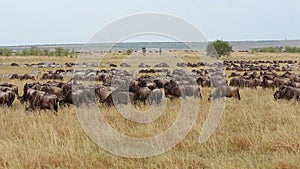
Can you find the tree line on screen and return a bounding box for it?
[250,46,300,53]
[0,46,77,57]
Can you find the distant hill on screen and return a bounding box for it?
[1,40,300,52]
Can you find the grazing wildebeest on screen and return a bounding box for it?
[27,90,59,114]
[41,73,63,80]
[20,74,35,80]
[10,74,21,79]
[135,86,151,105]
[274,86,300,101]
[0,89,15,107]
[209,86,241,100]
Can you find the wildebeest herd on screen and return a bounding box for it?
[1,59,300,114]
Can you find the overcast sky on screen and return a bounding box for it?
[0,0,299,45]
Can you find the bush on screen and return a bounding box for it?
[126,49,133,55]
[207,40,232,58]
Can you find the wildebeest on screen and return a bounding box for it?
[0,83,19,96]
[164,80,182,98]
[209,86,241,100]
[111,91,136,105]
[274,77,290,88]
[274,86,300,101]
[181,85,202,99]
[0,89,15,107]
[40,85,63,102]
[149,88,163,104]
[20,74,35,80]
[135,86,151,105]
[10,74,21,79]
[41,73,63,80]
[26,90,59,114]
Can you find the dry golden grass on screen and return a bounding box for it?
[0,52,299,168]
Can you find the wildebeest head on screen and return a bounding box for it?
[273,90,282,100]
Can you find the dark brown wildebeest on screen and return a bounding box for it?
[11,63,19,66]
[229,78,240,87]
[196,76,210,87]
[135,86,151,105]
[61,83,72,98]
[40,85,63,102]
[288,82,300,88]
[95,86,112,103]
[10,74,21,79]
[253,78,263,88]
[209,86,241,100]
[153,79,167,88]
[20,74,35,80]
[41,73,63,80]
[262,78,275,89]
[274,86,300,101]
[0,89,15,107]
[274,77,290,88]
[62,89,84,107]
[27,90,59,114]
[229,72,240,78]
[0,83,19,96]
[164,80,182,98]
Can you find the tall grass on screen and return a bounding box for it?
[0,53,299,168]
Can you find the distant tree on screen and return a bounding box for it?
[22,49,29,56]
[126,48,133,55]
[0,48,13,56]
[29,46,41,56]
[55,48,64,56]
[207,40,232,58]
[43,49,50,56]
[285,46,297,53]
[142,47,146,56]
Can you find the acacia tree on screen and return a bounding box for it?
[207,40,232,58]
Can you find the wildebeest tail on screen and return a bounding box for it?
[8,92,15,107]
[237,88,241,100]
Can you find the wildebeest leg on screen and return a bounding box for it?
[237,89,241,100]
[49,104,58,116]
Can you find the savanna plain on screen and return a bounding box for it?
[0,52,299,169]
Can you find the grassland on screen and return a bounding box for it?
[0,52,299,169]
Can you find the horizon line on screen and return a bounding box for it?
[1,39,300,47]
